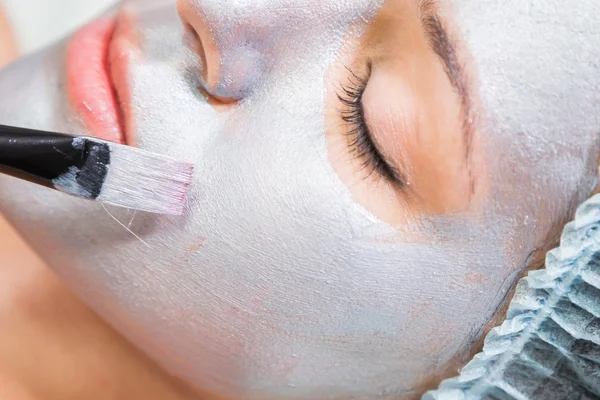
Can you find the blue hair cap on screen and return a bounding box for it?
[425,194,600,400]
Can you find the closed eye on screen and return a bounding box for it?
[337,65,406,187]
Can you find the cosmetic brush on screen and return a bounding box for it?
[0,124,194,215]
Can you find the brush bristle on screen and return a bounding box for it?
[94,142,194,215]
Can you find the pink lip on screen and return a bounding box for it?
[67,12,137,144]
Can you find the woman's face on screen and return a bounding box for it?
[1,0,599,398]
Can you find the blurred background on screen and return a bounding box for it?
[3,0,119,54]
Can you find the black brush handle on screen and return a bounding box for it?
[0,124,86,189]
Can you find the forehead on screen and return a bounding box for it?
[450,0,600,240]
[183,0,386,26]
[447,0,600,135]
[189,0,383,11]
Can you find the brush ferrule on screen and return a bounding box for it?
[0,125,110,199]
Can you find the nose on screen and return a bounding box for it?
[177,0,278,101]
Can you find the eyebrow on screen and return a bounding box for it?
[418,0,476,193]
[419,1,466,97]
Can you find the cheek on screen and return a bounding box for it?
[0,47,526,400]
[0,171,522,398]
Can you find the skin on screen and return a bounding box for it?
[0,0,599,399]
[0,7,200,400]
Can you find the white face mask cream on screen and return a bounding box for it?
[0,0,599,398]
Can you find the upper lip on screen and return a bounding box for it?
[66,10,136,145]
[107,10,136,145]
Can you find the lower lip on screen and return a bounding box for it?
[67,17,126,144]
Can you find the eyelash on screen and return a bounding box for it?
[338,67,404,186]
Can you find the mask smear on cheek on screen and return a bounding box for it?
[115,0,514,396]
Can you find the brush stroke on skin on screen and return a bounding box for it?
[0,0,599,399]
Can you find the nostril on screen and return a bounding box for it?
[178,0,220,88]
[179,2,237,106]
[184,23,208,83]
[178,0,263,103]
[185,23,237,108]
[198,87,238,111]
